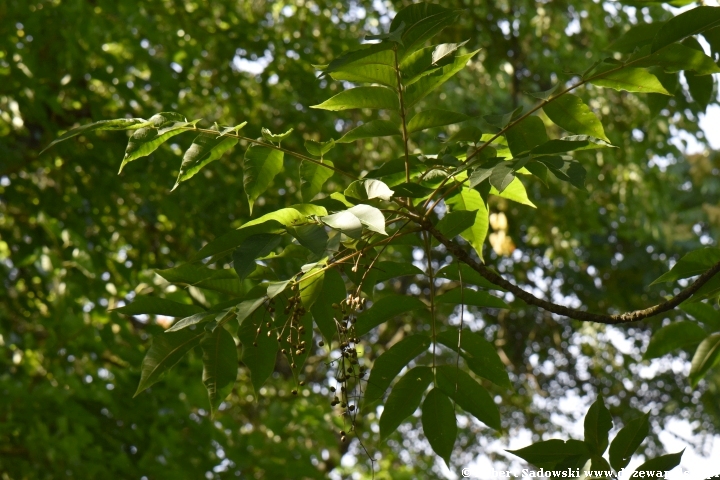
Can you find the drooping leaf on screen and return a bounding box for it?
[633,450,684,474]
[344,178,395,201]
[364,334,431,405]
[347,204,387,235]
[300,159,334,201]
[134,327,205,396]
[190,219,286,262]
[299,267,325,309]
[174,131,238,189]
[436,210,478,239]
[379,366,433,440]
[320,211,363,239]
[445,187,489,260]
[679,302,720,331]
[404,50,480,107]
[200,327,238,415]
[609,413,650,470]
[407,109,470,134]
[684,272,720,303]
[41,118,150,154]
[507,440,590,469]
[355,295,426,336]
[543,94,609,142]
[435,365,501,429]
[261,127,293,144]
[436,328,510,388]
[112,296,205,318]
[435,288,507,309]
[590,66,671,95]
[165,311,217,333]
[310,268,346,342]
[336,119,401,143]
[468,157,505,188]
[243,145,284,214]
[311,86,399,111]
[304,139,336,157]
[584,396,613,455]
[689,333,720,387]
[421,388,457,465]
[686,72,714,109]
[539,156,587,190]
[232,233,283,281]
[238,307,278,394]
[505,116,549,156]
[490,177,536,208]
[651,248,720,284]
[643,321,707,359]
[651,6,720,53]
[287,224,328,255]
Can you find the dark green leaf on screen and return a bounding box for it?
[539,156,587,190]
[435,365,501,430]
[324,43,394,75]
[505,116,549,156]
[643,321,707,359]
[371,261,424,283]
[468,157,505,188]
[633,43,720,76]
[404,50,480,107]
[166,311,216,333]
[364,334,431,404]
[190,220,287,262]
[235,297,266,327]
[609,413,650,470]
[435,288,508,309]
[390,182,434,198]
[310,268,346,342]
[445,126,484,144]
[435,263,501,290]
[608,22,664,53]
[134,327,204,396]
[651,248,720,284]
[300,159,334,201]
[232,234,283,281]
[436,328,511,387]
[436,210,478,239]
[679,302,720,330]
[633,450,684,474]
[200,327,237,415]
[379,366,433,440]
[156,264,236,285]
[243,145,284,214]
[483,106,524,129]
[689,333,720,387]
[355,295,426,336]
[391,3,461,59]
[407,109,470,134]
[41,117,150,154]
[304,139,336,157]
[299,267,324,309]
[543,94,609,142]
[174,131,238,189]
[507,439,590,469]
[584,396,613,455]
[421,388,457,465]
[651,6,720,52]
[287,224,328,255]
[112,296,205,318]
[311,86,399,111]
[238,307,278,394]
[686,72,714,109]
[336,120,401,143]
[590,66,671,94]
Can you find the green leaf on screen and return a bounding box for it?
[304,139,336,157]
[689,333,720,387]
[336,119,401,143]
[311,86,399,111]
[490,177,536,208]
[120,120,197,172]
[530,137,612,155]
[299,267,324,309]
[112,296,205,318]
[685,272,720,303]
[300,159,334,201]
[421,388,457,465]
[364,334,431,405]
[643,321,707,359]
[483,106,524,129]
[320,211,363,239]
[633,450,684,474]
[543,94,609,142]
[391,3,461,59]
[310,268,346,342]
[444,126,484,144]
[435,263,500,290]
[651,6,720,53]
[379,366,433,440]
[404,50,480,108]
[40,118,150,154]
[190,219,287,262]
[539,156,587,190]
[435,288,508,309]
[371,261,424,283]
[608,22,664,53]
[235,297,267,327]
[505,116,549,156]
[200,327,237,415]
[328,63,397,89]
[584,396,613,455]
[324,43,394,74]
[174,131,238,189]
[347,204,387,235]
[446,187,489,261]
[344,178,395,201]
[165,311,216,333]
[432,40,470,65]
[651,248,720,284]
[634,43,720,76]
[261,127,293,144]
[436,329,510,388]
[266,280,292,299]
[390,182,434,198]
[243,145,284,214]
[609,413,650,470]
[355,295,426,336]
[232,233,283,281]
[435,365,501,430]
[686,72,714,109]
[407,109,470,134]
[156,263,236,285]
[590,66,671,95]
[134,327,204,396]
[287,224,328,255]
[679,302,720,330]
[507,439,590,469]
[238,307,278,394]
[436,210,478,239]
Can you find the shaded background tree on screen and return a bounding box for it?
[2,0,719,478]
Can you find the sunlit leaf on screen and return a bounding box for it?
[243,145,284,214]
[311,86,399,111]
[446,187,489,260]
[543,94,609,142]
[41,118,150,154]
[590,66,671,95]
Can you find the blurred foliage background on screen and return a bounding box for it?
[1,0,719,478]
